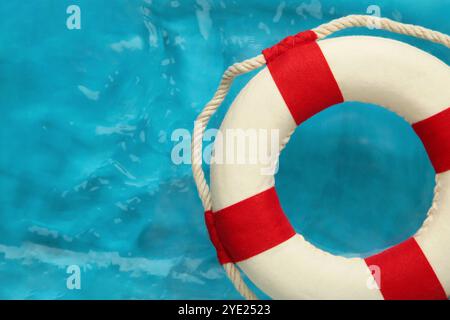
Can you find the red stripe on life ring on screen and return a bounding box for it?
[205,210,232,264]
[413,107,450,174]
[211,187,296,263]
[365,238,447,300]
[263,31,344,125]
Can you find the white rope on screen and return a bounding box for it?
[191,14,450,300]
[313,15,450,48]
[191,54,266,211]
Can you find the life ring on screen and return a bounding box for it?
[192,15,450,300]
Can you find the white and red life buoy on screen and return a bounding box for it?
[203,31,450,299]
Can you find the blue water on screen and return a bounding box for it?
[0,0,448,299]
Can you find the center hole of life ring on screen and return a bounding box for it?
[276,101,435,257]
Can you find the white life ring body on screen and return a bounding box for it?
[208,33,450,299]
